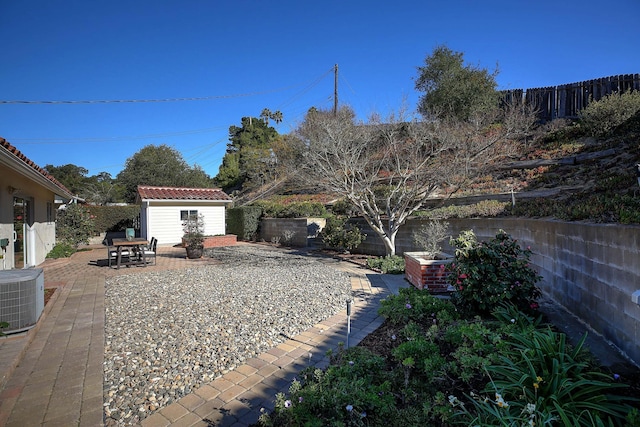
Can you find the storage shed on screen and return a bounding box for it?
[137,186,233,246]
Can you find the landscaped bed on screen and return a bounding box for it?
[255,231,640,426]
[256,287,640,427]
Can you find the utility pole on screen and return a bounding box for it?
[333,64,338,116]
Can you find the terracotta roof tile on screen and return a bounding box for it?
[0,137,73,196]
[137,185,232,201]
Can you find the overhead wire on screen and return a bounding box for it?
[4,65,354,175]
[11,127,227,144]
[0,83,306,105]
[6,66,337,147]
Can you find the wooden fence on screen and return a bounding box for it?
[502,74,640,121]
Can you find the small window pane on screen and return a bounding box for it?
[180,210,188,221]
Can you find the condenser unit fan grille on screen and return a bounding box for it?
[0,268,44,333]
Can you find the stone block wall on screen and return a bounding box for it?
[260,218,309,247]
[351,216,640,365]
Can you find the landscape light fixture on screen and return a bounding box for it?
[346,299,352,348]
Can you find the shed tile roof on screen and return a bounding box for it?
[0,137,73,197]
[137,185,232,201]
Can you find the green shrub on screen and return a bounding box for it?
[579,90,640,138]
[378,287,458,327]
[447,230,542,317]
[491,302,544,332]
[259,347,397,426]
[442,320,505,383]
[366,255,405,274]
[253,200,327,218]
[258,288,637,427]
[451,328,636,426]
[55,204,95,248]
[321,216,365,252]
[506,193,640,224]
[330,198,359,217]
[282,201,327,218]
[226,206,262,240]
[416,200,508,219]
[392,336,446,384]
[87,205,140,234]
[46,243,76,258]
[0,321,9,336]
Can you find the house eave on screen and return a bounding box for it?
[0,149,74,200]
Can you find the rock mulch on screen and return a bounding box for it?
[103,245,351,426]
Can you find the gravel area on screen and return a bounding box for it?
[103,245,351,426]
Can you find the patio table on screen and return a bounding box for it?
[112,238,149,269]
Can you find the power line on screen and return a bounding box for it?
[10,127,227,144]
[0,70,334,104]
[0,89,287,104]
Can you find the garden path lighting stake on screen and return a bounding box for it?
[346,299,352,348]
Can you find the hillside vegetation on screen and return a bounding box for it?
[255,113,640,224]
[252,95,640,225]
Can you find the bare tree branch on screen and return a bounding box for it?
[286,104,536,255]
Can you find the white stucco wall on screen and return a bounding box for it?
[0,167,58,269]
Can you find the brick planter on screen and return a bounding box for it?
[404,252,454,293]
[203,234,237,248]
[183,235,237,249]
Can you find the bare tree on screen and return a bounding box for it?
[289,103,535,256]
[81,172,119,205]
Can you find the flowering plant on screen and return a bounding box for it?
[449,328,635,426]
[447,230,542,317]
[55,203,95,248]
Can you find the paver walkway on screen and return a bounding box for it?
[0,244,406,426]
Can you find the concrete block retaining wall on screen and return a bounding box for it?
[259,218,326,247]
[350,217,640,365]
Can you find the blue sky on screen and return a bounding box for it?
[1,0,638,179]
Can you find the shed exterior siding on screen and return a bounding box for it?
[143,201,228,245]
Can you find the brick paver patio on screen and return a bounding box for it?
[0,243,404,426]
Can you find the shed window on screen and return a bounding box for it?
[180,210,198,221]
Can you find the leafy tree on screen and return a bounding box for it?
[260,108,283,126]
[214,116,280,193]
[260,108,272,125]
[80,172,127,205]
[44,164,89,194]
[271,110,283,125]
[215,151,242,191]
[117,144,214,202]
[415,45,499,121]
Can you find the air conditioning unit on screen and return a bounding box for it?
[0,268,44,334]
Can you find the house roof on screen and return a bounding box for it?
[0,137,73,199]
[137,185,233,202]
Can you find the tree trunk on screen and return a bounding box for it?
[380,230,397,257]
[360,213,399,257]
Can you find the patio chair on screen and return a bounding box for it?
[107,246,130,268]
[141,237,157,265]
[104,235,130,268]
